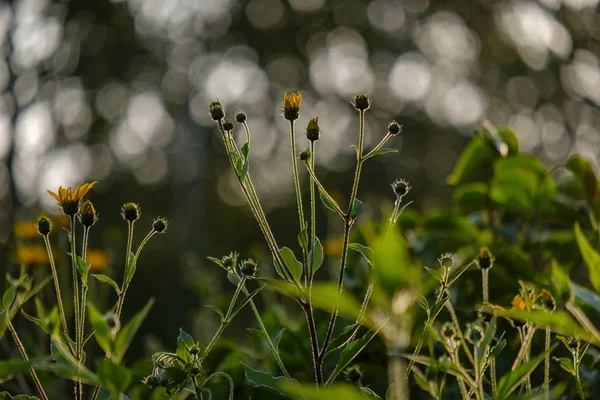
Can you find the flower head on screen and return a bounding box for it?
[306,117,320,141]
[47,182,98,216]
[11,245,49,265]
[391,179,410,198]
[477,247,494,270]
[235,111,247,123]
[388,121,402,135]
[208,100,225,121]
[152,217,168,233]
[240,258,258,277]
[78,200,99,228]
[353,94,370,111]
[36,216,52,236]
[121,203,141,222]
[282,91,303,121]
[222,119,234,132]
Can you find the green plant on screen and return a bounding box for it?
[1,183,167,399]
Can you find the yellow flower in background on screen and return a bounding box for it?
[87,249,109,273]
[47,181,98,216]
[11,245,49,265]
[54,213,70,228]
[511,294,527,311]
[282,91,303,121]
[14,221,40,240]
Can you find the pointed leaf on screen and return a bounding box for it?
[350,199,364,220]
[76,256,90,287]
[88,304,113,356]
[97,359,132,395]
[310,238,325,274]
[348,243,374,266]
[280,247,302,284]
[230,285,264,320]
[92,274,121,294]
[206,305,225,321]
[123,252,136,287]
[242,363,295,398]
[367,148,398,158]
[2,287,16,311]
[207,256,225,269]
[21,310,50,334]
[574,222,600,294]
[241,142,250,160]
[114,299,154,362]
[320,191,340,214]
[298,227,309,252]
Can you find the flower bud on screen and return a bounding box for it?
[438,253,454,269]
[37,216,52,236]
[235,111,247,123]
[208,100,225,121]
[353,94,370,111]
[240,259,258,277]
[282,91,303,121]
[305,117,320,142]
[540,289,556,312]
[391,179,410,198]
[344,365,362,383]
[477,248,494,270]
[121,203,141,222]
[388,121,401,135]
[221,253,236,270]
[222,119,234,132]
[299,148,311,163]
[78,200,98,228]
[152,217,168,234]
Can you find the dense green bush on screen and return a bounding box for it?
[2,94,600,399]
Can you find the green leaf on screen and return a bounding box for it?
[229,285,264,320]
[272,258,288,281]
[555,357,575,375]
[113,299,153,362]
[310,237,325,274]
[350,199,364,220]
[571,282,600,313]
[329,320,387,383]
[447,135,497,185]
[281,382,375,400]
[165,366,188,383]
[366,148,398,158]
[92,274,121,294]
[453,182,488,213]
[242,363,294,398]
[348,243,374,266]
[48,336,97,383]
[0,358,33,380]
[88,304,113,356]
[2,286,16,311]
[566,155,597,201]
[21,309,50,334]
[0,392,40,400]
[76,256,90,287]
[496,343,558,399]
[478,316,497,370]
[574,222,600,294]
[97,359,132,395]
[241,142,250,160]
[551,259,571,300]
[177,328,195,363]
[447,261,474,287]
[207,256,225,269]
[280,247,302,284]
[236,158,249,181]
[206,305,225,321]
[227,271,241,286]
[298,227,309,252]
[320,191,340,214]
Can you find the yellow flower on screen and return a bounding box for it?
[11,245,49,265]
[511,294,527,311]
[282,91,303,121]
[14,221,40,240]
[47,181,98,216]
[87,249,109,273]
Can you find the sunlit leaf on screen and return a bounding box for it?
[92,274,121,294]
[114,299,154,362]
[97,359,132,395]
[574,222,600,294]
[348,243,374,266]
[242,363,295,398]
[280,247,303,284]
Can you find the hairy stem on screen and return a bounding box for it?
[8,320,49,400]
[69,217,82,400]
[115,221,135,320]
[544,325,551,400]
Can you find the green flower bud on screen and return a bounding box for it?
[391,179,410,198]
[240,259,258,277]
[152,217,168,234]
[353,94,370,111]
[78,200,98,227]
[388,121,401,135]
[37,216,52,236]
[305,117,320,142]
[222,119,234,132]
[477,248,494,270]
[235,111,247,123]
[208,100,225,121]
[121,203,141,222]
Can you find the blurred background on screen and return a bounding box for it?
[2,0,600,374]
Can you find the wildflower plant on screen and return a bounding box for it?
[145,92,408,397]
[0,182,167,399]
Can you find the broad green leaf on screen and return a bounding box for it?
[329,320,387,383]
[491,155,555,215]
[227,271,241,286]
[574,222,600,294]
[88,304,113,356]
[177,328,195,363]
[496,309,593,343]
[447,135,497,185]
[165,366,188,383]
[496,343,558,399]
[453,182,488,213]
[2,286,16,311]
[92,274,121,294]
[348,243,374,266]
[281,382,374,399]
[114,299,154,362]
[350,199,364,220]
[298,227,309,252]
[21,309,50,334]
[242,363,294,398]
[280,247,302,284]
[272,258,288,281]
[97,359,132,395]
[310,237,324,274]
[551,259,571,301]
[76,256,90,287]
[370,227,416,295]
[555,357,575,375]
[48,336,97,383]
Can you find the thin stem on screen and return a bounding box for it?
[445,297,475,367]
[309,140,316,283]
[318,109,366,360]
[512,325,536,370]
[544,325,551,400]
[301,301,323,385]
[451,349,470,400]
[575,346,585,400]
[8,320,49,400]
[42,235,72,350]
[303,162,344,218]
[363,132,392,160]
[243,286,291,380]
[481,269,496,395]
[78,225,90,400]
[116,221,135,320]
[69,216,82,400]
